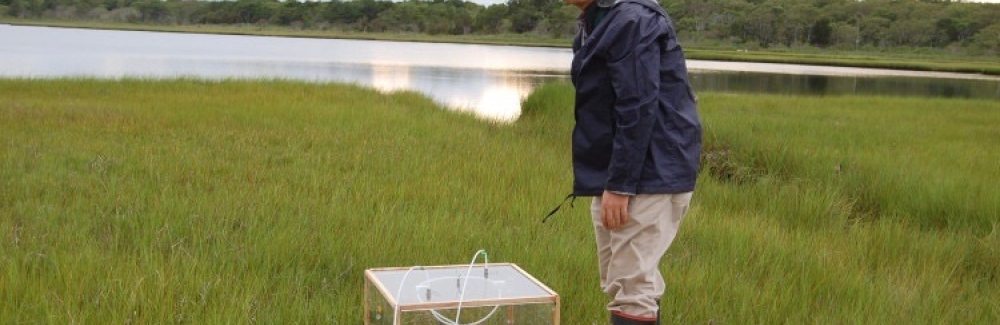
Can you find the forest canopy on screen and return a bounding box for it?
[2,0,999,54]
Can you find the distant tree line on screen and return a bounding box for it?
[1,0,998,54]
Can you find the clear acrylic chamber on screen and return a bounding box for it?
[364,263,559,325]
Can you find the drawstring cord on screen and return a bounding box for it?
[542,194,576,223]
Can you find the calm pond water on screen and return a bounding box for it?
[2,25,998,121]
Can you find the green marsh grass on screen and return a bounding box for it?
[2,79,998,324]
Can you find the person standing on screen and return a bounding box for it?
[564,0,702,323]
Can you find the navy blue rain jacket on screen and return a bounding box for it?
[570,0,702,196]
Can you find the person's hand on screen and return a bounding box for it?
[600,191,631,230]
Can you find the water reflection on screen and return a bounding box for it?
[475,81,533,121]
[370,65,410,92]
[688,71,1000,100]
[1,25,573,121]
[451,73,537,121]
[1,25,998,123]
[324,63,557,121]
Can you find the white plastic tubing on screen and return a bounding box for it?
[393,249,496,325]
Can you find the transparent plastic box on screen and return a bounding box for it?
[364,263,560,325]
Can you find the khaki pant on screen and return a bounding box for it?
[591,192,693,319]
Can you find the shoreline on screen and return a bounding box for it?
[4,19,999,77]
[687,61,1000,81]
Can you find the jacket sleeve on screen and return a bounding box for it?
[602,5,661,194]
